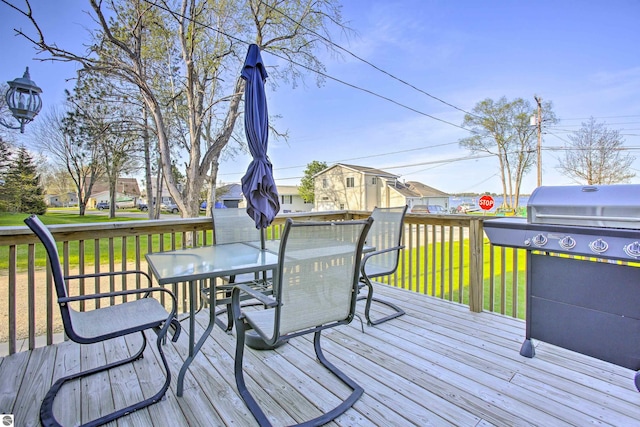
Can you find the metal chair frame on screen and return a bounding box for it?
[24,215,180,427]
[359,205,408,325]
[201,208,272,332]
[231,217,373,426]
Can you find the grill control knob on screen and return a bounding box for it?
[532,234,547,247]
[559,236,576,250]
[624,241,640,258]
[589,238,609,254]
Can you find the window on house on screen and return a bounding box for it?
[371,177,377,184]
[322,196,329,200]
[346,177,355,188]
[322,178,328,188]
[339,204,344,210]
[281,195,293,204]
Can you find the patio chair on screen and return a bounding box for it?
[359,205,408,325]
[201,208,271,331]
[24,215,181,427]
[231,217,373,426]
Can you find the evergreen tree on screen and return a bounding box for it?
[4,145,47,214]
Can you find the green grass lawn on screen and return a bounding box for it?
[0,210,140,226]
[396,239,527,319]
[2,211,528,318]
[0,211,210,271]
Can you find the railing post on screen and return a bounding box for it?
[468,218,484,312]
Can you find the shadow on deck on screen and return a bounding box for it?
[2,285,639,426]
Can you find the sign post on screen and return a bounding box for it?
[479,195,495,214]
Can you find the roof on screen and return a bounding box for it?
[388,180,421,198]
[404,181,450,197]
[313,163,399,179]
[216,183,243,200]
[90,177,141,197]
[276,185,300,195]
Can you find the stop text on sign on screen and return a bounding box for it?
[478,195,494,210]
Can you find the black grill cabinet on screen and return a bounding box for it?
[483,185,640,391]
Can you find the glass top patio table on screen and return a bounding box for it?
[145,242,279,397]
[146,242,279,285]
[244,239,375,255]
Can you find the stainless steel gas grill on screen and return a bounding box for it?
[484,184,640,390]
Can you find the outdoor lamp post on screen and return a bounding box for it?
[1,67,43,133]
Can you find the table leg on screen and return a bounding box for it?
[176,278,220,397]
[177,279,198,396]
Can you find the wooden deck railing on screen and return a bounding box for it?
[0,211,527,356]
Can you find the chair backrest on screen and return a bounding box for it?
[23,215,73,327]
[212,208,261,244]
[272,218,372,337]
[364,205,408,277]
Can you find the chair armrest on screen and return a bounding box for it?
[58,287,178,313]
[361,245,405,265]
[65,269,152,283]
[231,282,277,325]
[360,245,405,277]
[232,283,277,308]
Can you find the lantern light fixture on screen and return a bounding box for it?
[1,67,43,133]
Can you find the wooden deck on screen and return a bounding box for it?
[2,285,640,427]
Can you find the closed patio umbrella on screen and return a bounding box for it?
[240,44,280,245]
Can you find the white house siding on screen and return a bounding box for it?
[277,186,314,212]
[313,164,448,212]
[315,166,360,211]
[388,189,408,207]
[364,175,379,211]
[314,165,402,211]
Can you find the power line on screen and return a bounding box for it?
[557,115,640,121]
[141,0,473,133]
[548,121,640,129]
[225,152,495,183]
[259,1,481,119]
[222,139,464,175]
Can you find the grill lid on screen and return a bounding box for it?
[527,184,640,229]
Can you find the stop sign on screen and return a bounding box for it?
[478,195,494,211]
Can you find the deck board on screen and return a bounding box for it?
[2,284,640,426]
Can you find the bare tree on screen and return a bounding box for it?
[30,105,104,215]
[459,97,556,209]
[556,117,635,185]
[3,0,349,217]
[40,167,75,206]
[66,75,142,218]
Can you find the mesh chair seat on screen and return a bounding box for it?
[69,298,173,339]
[231,217,373,426]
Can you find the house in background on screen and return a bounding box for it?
[403,181,451,210]
[44,192,78,207]
[276,185,314,212]
[215,183,244,208]
[313,163,449,211]
[89,177,141,208]
[208,184,312,212]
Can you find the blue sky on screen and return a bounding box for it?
[2,0,639,194]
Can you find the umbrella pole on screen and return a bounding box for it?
[260,228,267,282]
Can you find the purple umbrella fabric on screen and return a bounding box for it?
[240,44,280,230]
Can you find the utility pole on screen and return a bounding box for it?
[534,95,543,187]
